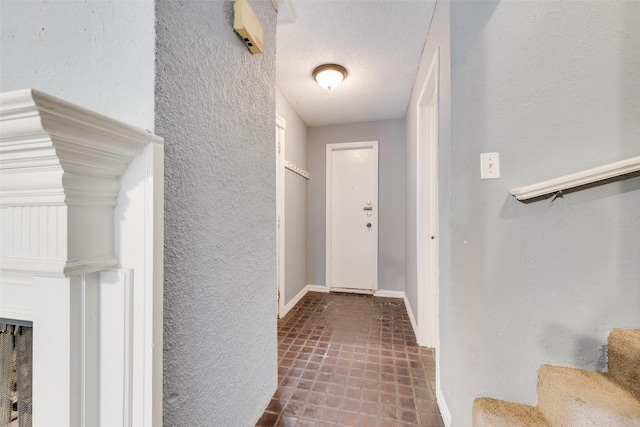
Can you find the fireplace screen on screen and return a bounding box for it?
[0,322,32,427]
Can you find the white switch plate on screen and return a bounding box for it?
[481,152,500,179]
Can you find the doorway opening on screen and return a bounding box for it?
[416,46,440,381]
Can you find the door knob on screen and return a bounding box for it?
[366,223,372,228]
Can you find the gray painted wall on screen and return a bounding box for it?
[307,119,406,292]
[156,1,277,426]
[405,0,452,410]
[442,2,640,425]
[276,89,309,304]
[0,0,155,129]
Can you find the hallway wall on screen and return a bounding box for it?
[276,89,309,305]
[445,1,640,425]
[307,119,406,292]
[156,1,278,425]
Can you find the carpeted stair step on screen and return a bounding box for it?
[608,329,640,399]
[473,397,550,427]
[537,364,640,426]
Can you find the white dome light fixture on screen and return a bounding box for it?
[313,64,348,90]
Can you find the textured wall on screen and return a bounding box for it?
[307,119,406,292]
[405,0,452,411]
[276,89,309,304]
[156,1,277,425]
[447,1,640,425]
[0,0,155,129]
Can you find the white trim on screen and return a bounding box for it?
[329,287,374,295]
[0,89,158,208]
[99,268,134,427]
[0,89,164,427]
[0,255,119,278]
[280,284,332,318]
[510,155,640,201]
[307,284,330,293]
[325,140,379,292]
[275,0,296,24]
[276,115,286,317]
[436,388,453,427]
[416,47,440,348]
[280,285,309,318]
[403,294,419,340]
[373,289,405,299]
[147,141,164,427]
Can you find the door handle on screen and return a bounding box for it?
[363,206,373,211]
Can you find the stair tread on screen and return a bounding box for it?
[473,398,550,427]
[609,329,640,399]
[610,329,640,354]
[538,365,640,425]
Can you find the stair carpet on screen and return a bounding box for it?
[473,329,640,426]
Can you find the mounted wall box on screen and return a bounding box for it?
[234,0,264,54]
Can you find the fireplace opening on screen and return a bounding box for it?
[0,320,32,427]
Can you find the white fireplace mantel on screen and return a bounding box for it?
[0,89,163,427]
[1,88,161,277]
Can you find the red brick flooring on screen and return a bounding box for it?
[256,292,444,427]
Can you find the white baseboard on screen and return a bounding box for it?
[306,284,330,293]
[436,388,453,427]
[281,284,332,318]
[372,289,405,299]
[280,285,309,318]
[403,294,419,341]
[329,286,374,295]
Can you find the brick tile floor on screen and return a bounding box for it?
[256,292,445,427]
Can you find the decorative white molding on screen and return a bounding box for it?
[0,89,159,207]
[285,160,309,180]
[510,155,640,201]
[0,89,162,276]
[0,89,164,427]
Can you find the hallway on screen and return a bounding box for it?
[257,292,444,427]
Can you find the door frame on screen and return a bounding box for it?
[276,114,286,317]
[416,48,440,349]
[325,140,379,292]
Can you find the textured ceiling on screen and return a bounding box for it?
[276,0,436,127]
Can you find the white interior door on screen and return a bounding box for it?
[326,141,378,291]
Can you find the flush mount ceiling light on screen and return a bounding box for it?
[313,64,348,90]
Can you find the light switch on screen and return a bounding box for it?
[481,152,500,179]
